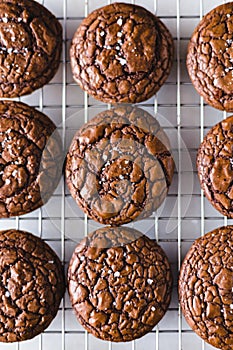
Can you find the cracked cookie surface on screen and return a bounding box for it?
[0,100,62,218]
[65,106,175,226]
[197,115,233,218]
[187,2,233,111]
[179,226,233,350]
[0,0,62,97]
[0,229,65,342]
[68,226,172,342]
[70,2,174,104]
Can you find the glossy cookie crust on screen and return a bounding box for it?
[65,106,174,226]
[70,2,174,104]
[0,0,62,97]
[187,2,233,111]
[68,227,172,342]
[197,115,233,218]
[179,226,233,350]
[0,100,62,218]
[0,229,65,342]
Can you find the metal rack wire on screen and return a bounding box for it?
[0,0,231,349]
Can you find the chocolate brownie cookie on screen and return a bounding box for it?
[0,0,62,98]
[0,100,62,218]
[68,226,172,342]
[179,226,233,350]
[187,2,233,111]
[197,115,233,218]
[0,229,65,342]
[70,3,174,104]
[65,106,175,226]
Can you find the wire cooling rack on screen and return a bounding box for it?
[0,0,231,349]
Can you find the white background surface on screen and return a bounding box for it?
[1,0,232,349]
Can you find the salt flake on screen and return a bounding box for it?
[226,67,233,73]
[118,57,127,65]
[117,18,123,26]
